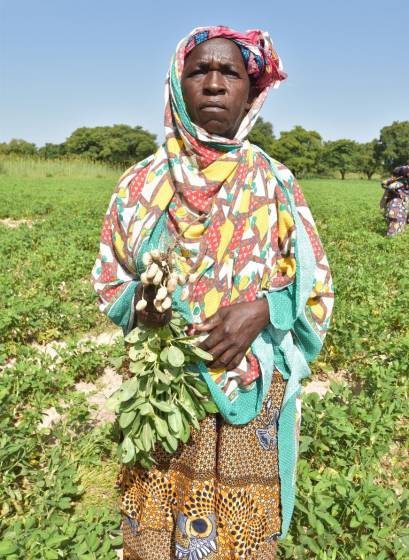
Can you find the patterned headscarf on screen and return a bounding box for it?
[184,27,286,92]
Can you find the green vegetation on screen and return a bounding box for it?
[0,124,157,168]
[1,119,408,178]
[110,317,216,469]
[0,160,408,558]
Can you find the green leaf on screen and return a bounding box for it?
[161,439,174,454]
[118,377,139,402]
[168,409,183,435]
[156,368,172,385]
[139,402,154,416]
[141,422,153,452]
[165,432,178,452]
[159,348,169,363]
[168,346,185,367]
[185,344,214,361]
[120,437,135,464]
[145,350,157,363]
[180,415,191,443]
[154,415,169,438]
[110,356,124,369]
[129,360,145,374]
[125,328,142,343]
[105,392,122,413]
[191,378,209,393]
[151,399,173,413]
[121,396,145,412]
[0,541,18,556]
[202,399,218,413]
[44,550,59,560]
[119,410,137,429]
[299,535,321,555]
[169,315,186,329]
[179,385,200,418]
[129,347,142,361]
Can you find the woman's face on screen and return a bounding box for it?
[181,38,251,139]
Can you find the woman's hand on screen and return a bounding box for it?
[134,284,171,328]
[194,299,270,370]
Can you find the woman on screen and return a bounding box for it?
[380,164,409,236]
[92,26,333,560]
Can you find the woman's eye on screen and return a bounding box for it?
[224,69,239,77]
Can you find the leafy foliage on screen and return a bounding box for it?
[354,140,381,180]
[0,139,37,157]
[63,124,157,166]
[248,117,276,154]
[273,126,323,177]
[108,316,216,469]
[377,120,409,171]
[322,139,357,180]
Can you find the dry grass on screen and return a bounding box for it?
[0,155,120,179]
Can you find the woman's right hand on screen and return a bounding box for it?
[134,284,172,328]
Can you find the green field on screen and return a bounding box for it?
[0,160,408,559]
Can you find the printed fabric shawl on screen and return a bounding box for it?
[92,26,334,538]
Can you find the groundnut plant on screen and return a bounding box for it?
[107,249,217,469]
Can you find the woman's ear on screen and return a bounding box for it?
[245,84,258,111]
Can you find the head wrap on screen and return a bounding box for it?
[184,26,287,91]
[166,25,286,156]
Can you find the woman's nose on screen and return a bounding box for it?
[203,71,226,95]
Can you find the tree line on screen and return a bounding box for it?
[248,119,409,179]
[1,120,408,179]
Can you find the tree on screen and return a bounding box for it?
[376,121,409,171]
[322,139,357,179]
[272,126,323,176]
[64,124,157,165]
[248,117,275,155]
[38,143,66,159]
[354,140,380,180]
[0,139,37,156]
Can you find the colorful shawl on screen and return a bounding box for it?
[92,24,332,401]
[92,25,334,538]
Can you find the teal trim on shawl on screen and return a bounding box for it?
[250,157,321,539]
[107,281,139,333]
[277,390,300,538]
[197,361,265,425]
[265,284,295,331]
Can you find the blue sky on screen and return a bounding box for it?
[1,0,408,146]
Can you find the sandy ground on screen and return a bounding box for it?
[37,329,122,429]
[0,218,34,228]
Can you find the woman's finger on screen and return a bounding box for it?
[199,326,228,352]
[225,352,246,372]
[194,312,222,332]
[205,339,234,364]
[211,348,244,370]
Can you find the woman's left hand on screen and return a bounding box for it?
[193,299,270,370]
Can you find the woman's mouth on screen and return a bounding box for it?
[200,101,227,112]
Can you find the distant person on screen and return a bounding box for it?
[92,26,334,559]
[380,165,409,236]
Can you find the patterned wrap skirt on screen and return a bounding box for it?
[118,372,286,560]
[380,189,409,236]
